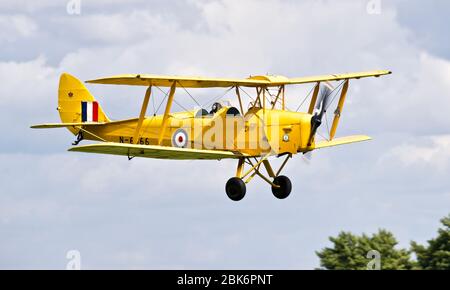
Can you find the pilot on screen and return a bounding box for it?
[210,102,223,114]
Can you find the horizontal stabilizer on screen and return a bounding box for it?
[31,122,106,129]
[69,142,250,160]
[314,135,372,150]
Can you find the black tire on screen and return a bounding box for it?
[272,175,292,199]
[225,177,246,201]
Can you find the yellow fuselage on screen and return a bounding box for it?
[80,107,313,156]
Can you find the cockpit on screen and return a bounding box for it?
[194,101,241,118]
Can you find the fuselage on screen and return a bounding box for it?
[80,106,314,156]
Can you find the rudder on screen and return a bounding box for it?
[58,73,110,134]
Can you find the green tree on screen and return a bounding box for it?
[411,215,450,270]
[316,229,414,270]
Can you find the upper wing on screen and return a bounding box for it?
[86,74,268,88]
[85,70,391,88]
[314,135,372,150]
[69,142,251,160]
[31,122,105,129]
[281,70,392,86]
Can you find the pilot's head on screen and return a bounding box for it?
[210,102,223,114]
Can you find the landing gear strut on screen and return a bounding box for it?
[225,154,293,201]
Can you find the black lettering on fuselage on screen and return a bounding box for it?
[119,136,150,145]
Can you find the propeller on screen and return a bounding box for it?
[307,82,334,146]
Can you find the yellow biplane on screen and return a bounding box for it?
[32,70,391,201]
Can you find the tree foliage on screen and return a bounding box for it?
[411,215,450,270]
[316,229,414,270]
[317,214,450,270]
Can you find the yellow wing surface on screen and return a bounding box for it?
[31,122,105,129]
[68,135,369,160]
[69,142,251,160]
[281,71,391,85]
[314,135,372,150]
[86,74,265,88]
[85,70,391,88]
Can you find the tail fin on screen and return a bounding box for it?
[58,73,110,135]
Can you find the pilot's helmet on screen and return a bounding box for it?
[211,102,223,113]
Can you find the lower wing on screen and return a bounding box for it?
[314,135,372,150]
[68,142,250,160]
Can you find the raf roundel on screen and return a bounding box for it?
[172,129,188,148]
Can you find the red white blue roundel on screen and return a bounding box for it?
[172,129,188,148]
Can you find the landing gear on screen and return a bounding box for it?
[225,177,246,201]
[271,175,292,199]
[225,155,293,201]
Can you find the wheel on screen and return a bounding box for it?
[225,177,246,201]
[272,175,292,199]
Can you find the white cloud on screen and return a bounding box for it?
[0,14,37,42]
[0,56,56,104]
[382,135,450,172]
[58,11,176,44]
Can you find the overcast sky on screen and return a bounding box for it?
[0,0,449,269]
